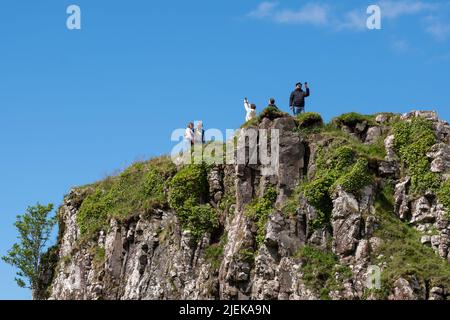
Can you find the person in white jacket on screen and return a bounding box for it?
[244,97,257,122]
[184,122,194,149]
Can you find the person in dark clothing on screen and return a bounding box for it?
[290,82,310,116]
[267,98,278,109]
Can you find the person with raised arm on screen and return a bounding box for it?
[289,82,310,116]
[244,97,257,122]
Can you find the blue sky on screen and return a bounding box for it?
[1,0,449,299]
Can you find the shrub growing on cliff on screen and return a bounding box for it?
[393,117,450,215]
[245,186,278,247]
[303,176,334,228]
[333,158,373,194]
[2,203,56,299]
[300,145,372,228]
[393,117,440,194]
[77,187,110,236]
[168,164,218,242]
[329,146,357,172]
[438,180,450,215]
[168,165,208,212]
[186,203,218,241]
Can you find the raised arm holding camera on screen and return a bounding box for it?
[289,82,310,116]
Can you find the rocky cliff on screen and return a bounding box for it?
[39,109,450,300]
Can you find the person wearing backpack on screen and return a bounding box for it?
[290,82,310,116]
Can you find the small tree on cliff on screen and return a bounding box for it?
[2,203,56,299]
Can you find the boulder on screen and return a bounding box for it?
[365,126,382,144]
[332,188,361,257]
[384,134,397,161]
[427,143,450,173]
[389,278,419,300]
[401,110,439,122]
[394,177,411,220]
[375,113,390,123]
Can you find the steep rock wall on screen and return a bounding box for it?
[43,110,450,300]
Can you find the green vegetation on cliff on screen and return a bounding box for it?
[241,106,289,128]
[245,186,278,247]
[333,158,372,194]
[12,108,450,300]
[373,182,450,297]
[282,112,450,298]
[284,112,390,227]
[168,164,218,242]
[392,117,450,215]
[296,245,352,300]
[393,117,440,194]
[77,159,219,243]
[331,112,376,127]
[205,232,228,270]
[295,112,323,129]
[302,145,374,228]
[77,156,176,238]
[438,180,450,213]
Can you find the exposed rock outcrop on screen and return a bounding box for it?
[41,110,450,300]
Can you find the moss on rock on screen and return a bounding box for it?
[168,164,218,242]
[333,158,373,194]
[331,112,376,128]
[295,112,323,129]
[438,179,450,216]
[393,117,440,194]
[300,144,372,229]
[245,186,278,247]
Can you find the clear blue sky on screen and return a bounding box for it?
[1,0,449,299]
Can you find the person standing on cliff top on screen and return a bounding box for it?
[244,97,257,122]
[290,82,310,116]
[194,121,205,144]
[184,122,194,148]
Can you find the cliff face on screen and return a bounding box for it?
[41,110,450,300]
